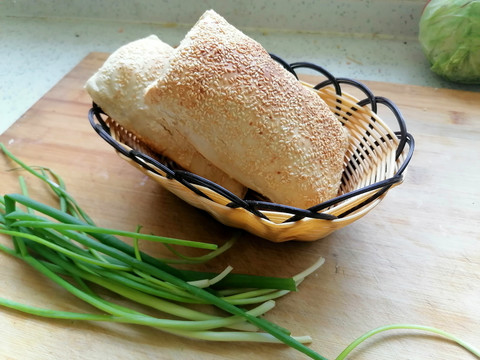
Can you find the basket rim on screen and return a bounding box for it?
[88,55,415,223]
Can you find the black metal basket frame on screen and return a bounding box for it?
[88,55,415,223]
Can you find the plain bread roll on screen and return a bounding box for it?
[85,35,246,197]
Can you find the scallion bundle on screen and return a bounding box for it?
[1,143,478,360]
[0,143,326,359]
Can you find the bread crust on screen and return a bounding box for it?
[145,11,349,208]
[85,35,246,197]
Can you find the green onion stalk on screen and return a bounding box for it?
[0,143,479,359]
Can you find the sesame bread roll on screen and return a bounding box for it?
[145,10,349,208]
[85,35,246,197]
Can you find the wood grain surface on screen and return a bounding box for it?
[0,52,479,360]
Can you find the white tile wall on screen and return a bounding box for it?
[2,0,425,37]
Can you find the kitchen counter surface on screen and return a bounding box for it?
[1,6,479,136]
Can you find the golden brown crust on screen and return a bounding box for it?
[145,10,349,208]
[85,35,247,197]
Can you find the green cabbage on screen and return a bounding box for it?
[419,0,480,84]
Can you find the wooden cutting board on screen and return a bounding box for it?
[0,52,479,360]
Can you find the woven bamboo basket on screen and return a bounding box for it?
[88,56,414,242]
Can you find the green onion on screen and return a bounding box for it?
[2,193,323,358]
[160,233,238,264]
[7,218,218,250]
[336,324,480,359]
[0,143,325,359]
[1,143,478,360]
[4,193,296,290]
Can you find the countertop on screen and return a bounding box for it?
[1,0,479,136]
